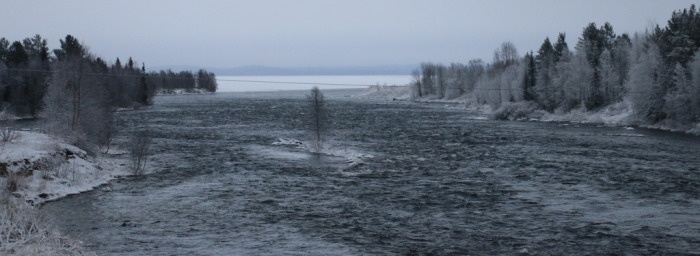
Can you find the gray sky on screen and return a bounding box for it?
[0,0,693,69]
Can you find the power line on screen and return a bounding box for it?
[2,67,698,95]
[215,78,377,87]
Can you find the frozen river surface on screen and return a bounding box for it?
[44,90,700,255]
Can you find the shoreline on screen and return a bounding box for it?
[352,85,700,136]
[1,131,131,206]
[1,130,130,255]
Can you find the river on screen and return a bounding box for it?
[43,89,700,255]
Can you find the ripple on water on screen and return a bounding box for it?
[43,93,700,255]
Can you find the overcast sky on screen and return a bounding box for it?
[0,0,694,69]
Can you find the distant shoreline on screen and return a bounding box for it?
[149,65,416,76]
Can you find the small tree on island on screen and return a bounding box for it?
[307,86,328,153]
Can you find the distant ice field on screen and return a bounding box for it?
[216,75,412,92]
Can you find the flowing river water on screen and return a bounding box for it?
[43,90,700,255]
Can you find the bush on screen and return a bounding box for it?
[0,113,19,143]
[0,195,95,255]
[490,101,543,121]
[4,171,21,193]
[130,131,151,175]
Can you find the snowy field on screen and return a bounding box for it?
[40,91,700,255]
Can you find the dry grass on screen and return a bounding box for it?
[0,192,96,256]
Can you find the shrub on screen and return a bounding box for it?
[0,195,95,255]
[490,101,542,121]
[130,130,151,175]
[0,113,19,143]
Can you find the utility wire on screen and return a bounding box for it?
[215,78,376,87]
[1,67,698,95]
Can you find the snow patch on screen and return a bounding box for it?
[272,138,374,170]
[156,88,213,96]
[351,85,412,101]
[272,138,304,147]
[0,131,130,205]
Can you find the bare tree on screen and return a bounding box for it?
[492,41,519,70]
[130,130,151,176]
[307,86,328,153]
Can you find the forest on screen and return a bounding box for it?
[412,4,700,132]
[0,34,217,149]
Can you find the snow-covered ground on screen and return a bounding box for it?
[351,85,413,101]
[1,131,130,205]
[1,131,129,255]
[156,88,213,96]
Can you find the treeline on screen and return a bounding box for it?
[0,34,218,118]
[151,69,217,94]
[0,34,217,151]
[413,4,700,130]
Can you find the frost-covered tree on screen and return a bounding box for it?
[42,35,113,150]
[535,38,557,111]
[552,46,593,112]
[599,49,618,104]
[476,60,523,110]
[627,34,665,122]
[444,63,466,99]
[465,59,485,93]
[474,42,523,109]
[576,22,619,110]
[663,63,694,125]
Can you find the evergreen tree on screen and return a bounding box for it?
[522,52,537,101]
[655,4,700,67]
[577,22,617,110]
[535,38,556,110]
[6,41,28,67]
[0,38,9,64]
[53,35,86,61]
[553,33,568,63]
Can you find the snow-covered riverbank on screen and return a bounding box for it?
[1,131,130,255]
[353,85,700,135]
[1,131,130,205]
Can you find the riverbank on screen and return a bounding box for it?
[1,131,130,205]
[1,130,130,255]
[156,88,214,96]
[352,85,700,135]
